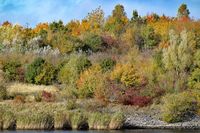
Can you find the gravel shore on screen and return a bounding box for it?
[124,114,200,129]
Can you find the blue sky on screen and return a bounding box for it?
[0,0,200,27]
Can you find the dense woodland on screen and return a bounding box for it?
[0,3,200,127]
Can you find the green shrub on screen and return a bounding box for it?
[58,54,91,85]
[25,57,45,84]
[2,61,21,81]
[66,99,77,110]
[83,33,103,52]
[77,65,104,98]
[0,85,7,100]
[60,85,78,99]
[191,90,200,115]
[51,32,75,54]
[188,68,200,90]
[58,63,78,85]
[141,26,160,49]
[153,50,164,69]
[161,92,197,123]
[76,56,91,74]
[194,50,200,67]
[35,62,57,85]
[100,58,116,72]
[25,57,57,85]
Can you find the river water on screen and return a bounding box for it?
[1,130,200,133]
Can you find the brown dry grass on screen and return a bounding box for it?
[7,83,59,96]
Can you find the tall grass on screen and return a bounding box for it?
[54,111,72,130]
[16,111,54,130]
[109,112,125,129]
[54,110,89,130]
[0,103,125,130]
[71,111,88,130]
[88,112,125,130]
[88,112,111,130]
[0,108,16,130]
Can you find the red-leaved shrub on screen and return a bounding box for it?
[123,96,152,107]
[41,91,55,102]
[95,80,152,107]
[121,88,152,107]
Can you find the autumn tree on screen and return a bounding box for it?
[122,24,144,49]
[147,15,172,40]
[51,33,73,53]
[21,26,35,51]
[131,10,139,21]
[47,20,74,53]
[49,20,66,32]
[33,23,48,34]
[177,4,190,19]
[131,10,145,25]
[105,4,129,36]
[163,30,192,73]
[162,30,195,92]
[79,19,90,33]
[66,20,81,36]
[2,21,12,27]
[83,32,103,52]
[66,7,105,35]
[84,6,104,33]
[146,13,160,23]
[193,50,200,68]
[141,26,160,49]
[0,23,35,53]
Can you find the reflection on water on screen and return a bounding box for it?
[1,130,200,133]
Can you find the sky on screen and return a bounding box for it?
[0,0,200,27]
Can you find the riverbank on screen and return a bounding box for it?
[0,102,125,130]
[1,129,200,133]
[1,102,200,130]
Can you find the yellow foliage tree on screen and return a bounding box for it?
[111,63,144,87]
[77,65,104,98]
[105,4,129,36]
[33,23,49,34]
[66,20,81,36]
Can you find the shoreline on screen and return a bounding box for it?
[1,102,200,130]
[124,115,200,130]
[1,116,200,130]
